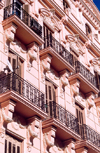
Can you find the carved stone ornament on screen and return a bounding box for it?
[27,42,38,70]
[66,34,84,55]
[11,114,26,131]
[86,92,95,112]
[70,79,80,104]
[0,128,5,143]
[90,58,100,75]
[39,8,61,32]
[59,70,69,96]
[2,107,13,123]
[4,23,17,53]
[10,39,26,54]
[40,54,52,82]
[44,133,54,150]
[46,68,59,81]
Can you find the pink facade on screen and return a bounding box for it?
[0,0,100,152]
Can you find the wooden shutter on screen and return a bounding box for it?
[45,80,56,115]
[75,103,84,135]
[5,134,22,153]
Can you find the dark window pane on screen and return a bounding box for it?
[5,140,7,153]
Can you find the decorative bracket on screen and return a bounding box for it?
[59,70,69,95]
[27,42,38,70]
[86,92,95,115]
[4,23,17,53]
[40,54,52,82]
[70,79,80,104]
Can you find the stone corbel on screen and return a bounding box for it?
[70,79,80,105]
[4,23,17,53]
[59,70,69,95]
[27,116,40,150]
[64,139,75,153]
[40,54,52,82]
[43,126,56,152]
[86,92,95,115]
[90,58,100,75]
[27,42,38,70]
[1,100,16,123]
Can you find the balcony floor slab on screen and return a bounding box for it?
[68,73,99,94]
[2,15,44,46]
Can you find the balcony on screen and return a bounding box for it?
[43,101,81,141]
[40,35,76,72]
[0,73,47,119]
[69,61,99,94]
[3,3,43,45]
[76,124,100,153]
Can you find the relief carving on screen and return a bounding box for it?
[40,54,52,82]
[90,58,100,74]
[59,70,69,96]
[86,92,95,115]
[39,8,61,32]
[66,34,84,55]
[2,107,13,123]
[10,39,26,54]
[27,42,38,70]
[4,23,17,53]
[70,79,80,104]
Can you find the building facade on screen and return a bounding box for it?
[0,0,100,152]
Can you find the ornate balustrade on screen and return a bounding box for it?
[0,73,45,112]
[41,34,76,68]
[81,124,100,148]
[75,61,98,89]
[47,101,100,148]
[47,101,79,135]
[4,3,42,38]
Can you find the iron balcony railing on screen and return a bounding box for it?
[47,101,100,148]
[0,73,45,112]
[75,61,98,88]
[40,34,76,67]
[46,101,79,135]
[4,3,42,38]
[81,124,100,148]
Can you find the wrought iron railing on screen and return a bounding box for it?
[81,124,100,148]
[0,73,45,112]
[47,101,79,135]
[40,34,76,67]
[4,3,42,38]
[47,101,100,148]
[75,61,98,88]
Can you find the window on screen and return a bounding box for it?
[75,103,84,135]
[8,51,23,77]
[63,0,70,10]
[43,24,53,48]
[5,133,22,153]
[85,24,91,36]
[45,80,57,114]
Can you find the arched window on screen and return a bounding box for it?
[85,24,91,36]
[63,0,70,10]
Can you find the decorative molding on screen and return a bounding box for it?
[27,42,38,70]
[66,34,85,56]
[40,54,52,82]
[39,8,61,32]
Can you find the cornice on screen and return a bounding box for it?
[79,0,100,28]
